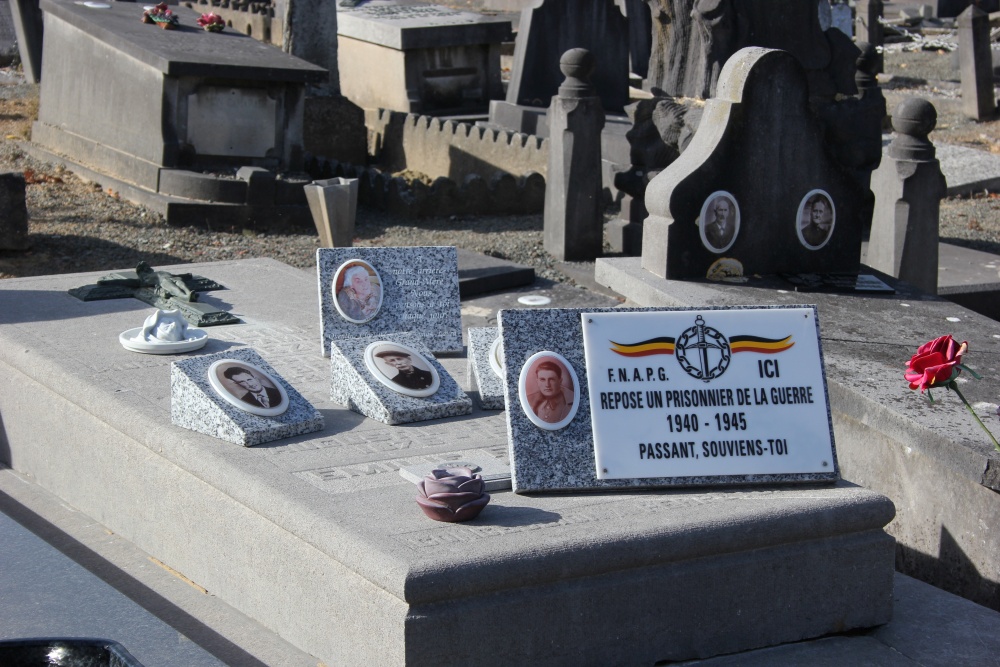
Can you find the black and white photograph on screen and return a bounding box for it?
[699,191,740,253]
[207,360,289,417]
[518,351,580,430]
[333,259,383,324]
[797,190,835,249]
[364,341,441,398]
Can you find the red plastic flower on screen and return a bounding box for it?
[197,12,225,31]
[904,334,967,392]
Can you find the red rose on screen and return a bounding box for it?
[904,334,967,392]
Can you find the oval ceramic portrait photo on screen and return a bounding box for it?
[332,259,383,324]
[489,336,504,379]
[797,189,835,250]
[364,341,441,398]
[207,360,289,417]
[699,191,740,253]
[518,351,580,431]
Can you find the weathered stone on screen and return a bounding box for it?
[272,0,338,92]
[543,49,606,262]
[958,5,996,121]
[625,0,652,79]
[304,177,359,248]
[0,171,28,251]
[507,0,629,112]
[868,98,947,294]
[855,0,884,73]
[8,0,41,82]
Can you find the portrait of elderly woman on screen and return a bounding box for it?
[333,260,383,324]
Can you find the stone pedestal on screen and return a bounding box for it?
[958,5,996,121]
[868,98,947,295]
[606,192,645,255]
[304,177,359,248]
[543,49,606,262]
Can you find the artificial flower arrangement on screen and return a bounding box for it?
[197,13,225,32]
[905,334,999,453]
[142,3,179,29]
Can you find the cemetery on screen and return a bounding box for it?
[3,0,1000,665]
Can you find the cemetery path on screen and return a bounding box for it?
[1,49,999,283]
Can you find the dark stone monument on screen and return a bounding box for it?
[642,47,867,280]
[273,0,340,93]
[506,0,629,112]
[543,49,606,261]
[854,0,884,74]
[958,5,996,121]
[8,0,41,82]
[0,171,28,251]
[69,262,240,327]
[625,0,652,80]
[868,99,948,295]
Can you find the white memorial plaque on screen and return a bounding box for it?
[582,307,835,481]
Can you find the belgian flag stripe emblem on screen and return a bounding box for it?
[609,337,676,357]
[729,335,794,354]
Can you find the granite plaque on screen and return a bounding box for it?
[171,348,323,446]
[466,327,505,410]
[581,307,836,481]
[499,307,839,493]
[330,332,471,425]
[318,247,462,356]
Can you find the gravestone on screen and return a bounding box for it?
[868,98,948,294]
[29,0,325,225]
[336,3,511,113]
[958,5,996,121]
[642,47,867,280]
[316,246,463,355]
[0,171,28,251]
[273,0,340,92]
[171,347,324,446]
[625,0,652,79]
[329,332,472,425]
[466,326,504,410]
[543,49,605,262]
[855,0,884,73]
[506,0,629,112]
[8,0,41,82]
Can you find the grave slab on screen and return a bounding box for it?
[336,2,511,113]
[0,259,894,666]
[597,256,1000,611]
[30,0,325,226]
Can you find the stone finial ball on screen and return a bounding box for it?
[560,48,595,81]
[892,98,937,137]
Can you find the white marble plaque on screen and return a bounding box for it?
[581,307,836,481]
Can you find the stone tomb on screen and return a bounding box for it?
[0,258,896,665]
[29,0,326,226]
[466,326,504,410]
[336,3,511,114]
[642,47,867,281]
[499,306,838,493]
[317,246,463,355]
[172,347,324,446]
[329,331,472,425]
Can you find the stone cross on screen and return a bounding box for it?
[543,49,606,262]
[867,98,947,295]
[958,5,996,121]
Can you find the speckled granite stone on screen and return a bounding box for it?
[499,307,839,493]
[171,348,324,447]
[330,332,472,425]
[467,327,505,411]
[317,247,463,356]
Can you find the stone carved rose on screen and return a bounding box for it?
[415,467,490,522]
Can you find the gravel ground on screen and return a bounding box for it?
[1,47,999,283]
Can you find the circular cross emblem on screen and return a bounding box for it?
[675,315,731,382]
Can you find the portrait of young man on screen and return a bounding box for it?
[223,365,282,409]
[375,349,434,391]
[526,357,575,424]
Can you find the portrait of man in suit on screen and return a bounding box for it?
[374,349,434,391]
[223,366,282,409]
[519,353,579,430]
[700,192,739,252]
